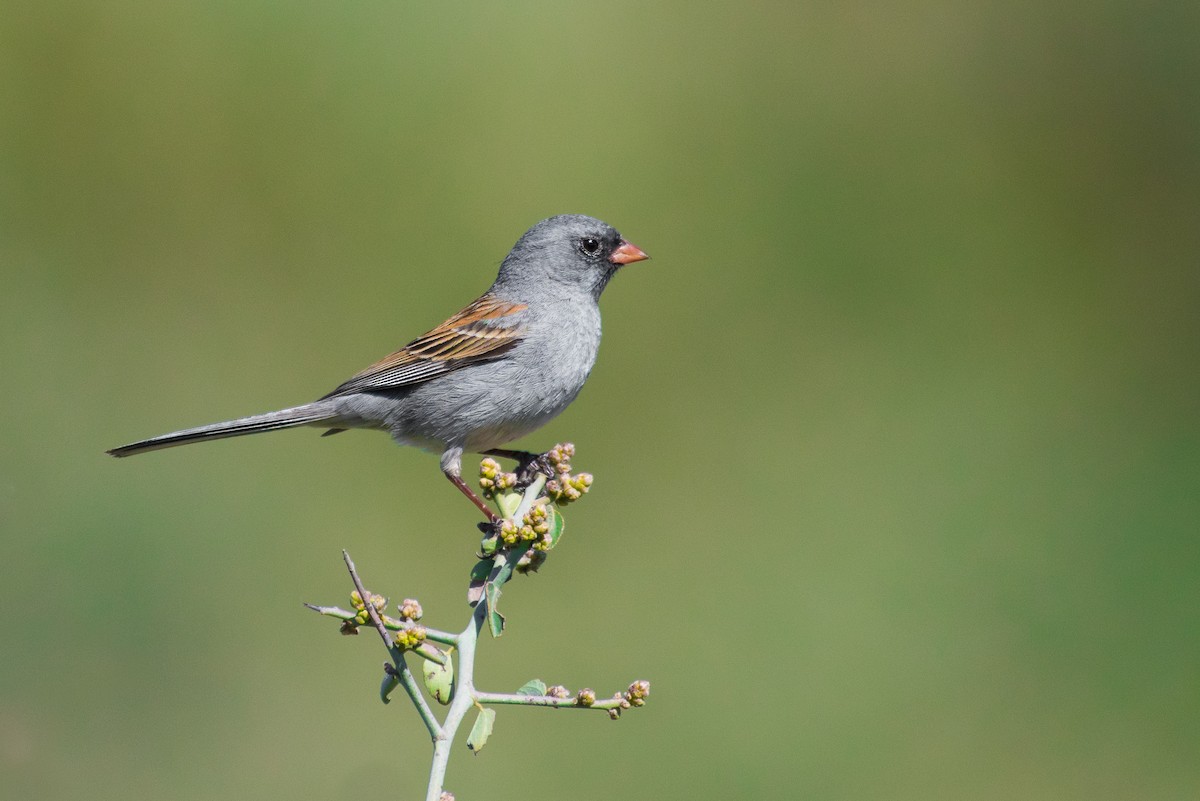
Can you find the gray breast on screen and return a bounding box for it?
[364,297,602,453]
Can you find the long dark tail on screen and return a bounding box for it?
[106,402,340,457]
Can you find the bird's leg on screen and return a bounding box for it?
[482,448,556,486]
[441,445,498,523]
[445,472,499,523]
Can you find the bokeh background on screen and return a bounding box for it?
[3,2,1198,799]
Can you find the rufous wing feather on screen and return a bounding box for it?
[320,296,527,398]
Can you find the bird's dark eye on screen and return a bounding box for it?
[579,237,601,255]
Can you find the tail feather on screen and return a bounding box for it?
[107,403,340,458]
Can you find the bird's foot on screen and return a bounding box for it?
[515,453,556,487]
[482,448,556,489]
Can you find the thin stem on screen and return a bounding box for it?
[421,629,460,647]
[515,475,549,518]
[387,656,442,739]
[426,601,486,801]
[425,477,548,800]
[473,691,626,711]
[342,549,392,647]
[342,549,442,740]
[304,604,458,645]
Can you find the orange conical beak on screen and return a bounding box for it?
[609,240,650,265]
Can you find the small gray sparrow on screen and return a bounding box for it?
[108,214,649,521]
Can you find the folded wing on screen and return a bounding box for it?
[320,296,527,398]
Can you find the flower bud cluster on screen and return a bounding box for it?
[496,503,556,549]
[625,680,651,706]
[546,684,571,699]
[523,504,554,550]
[575,688,596,707]
[349,590,387,625]
[478,458,517,499]
[496,519,521,547]
[544,442,575,470]
[546,472,593,504]
[543,443,593,505]
[396,597,423,621]
[607,680,651,720]
[393,624,427,650]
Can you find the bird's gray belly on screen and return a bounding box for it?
[328,333,598,453]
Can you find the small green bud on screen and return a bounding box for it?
[480,458,518,498]
[545,468,591,504]
[608,708,621,720]
[498,520,521,547]
[394,625,428,650]
[479,458,500,496]
[576,688,596,707]
[349,590,365,610]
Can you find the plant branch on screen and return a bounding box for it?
[425,476,549,799]
[304,604,458,646]
[385,657,442,739]
[427,600,487,801]
[341,549,441,739]
[307,446,647,801]
[472,691,626,711]
[342,549,392,647]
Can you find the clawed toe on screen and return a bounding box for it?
[516,454,555,487]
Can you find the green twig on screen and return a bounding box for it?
[304,604,457,647]
[341,550,441,739]
[474,691,624,711]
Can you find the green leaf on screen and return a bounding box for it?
[516,679,547,696]
[466,708,496,754]
[496,490,522,518]
[422,650,455,705]
[543,505,565,550]
[485,581,505,637]
[469,560,492,582]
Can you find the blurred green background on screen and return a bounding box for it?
[3,2,1198,799]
